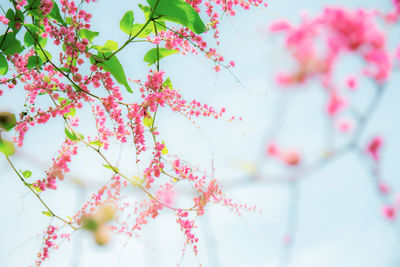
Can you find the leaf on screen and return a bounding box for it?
[25,24,43,33]
[130,23,153,38]
[144,48,178,65]
[154,20,166,32]
[79,29,99,42]
[58,67,70,72]
[0,34,25,55]
[0,112,16,131]
[92,40,118,53]
[161,141,168,155]
[24,24,47,48]
[42,211,53,217]
[103,40,118,51]
[24,31,47,48]
[143,116,153,128]
[28,183,42,193]
[91,53,132,93]
[65,17,73,25]
[48,0,66,25]
[65,127,77,141]
[6,9,24,32]
[0,138,15,156]
[147,0,207,34]
[66,108,76,117]
[26,0,41,18]
[83,217,98,231]
[5,9,16,30]
[89,140,102,147]
[163,77,172,89]
[0,54,8,75]
[22,170,32,178]
[131,175,144,186]
[26,56,43,69]
[36,49,52,61]
[58,97,70,105]
[138,4,152,19]
[120,10,135,35]
[102,164,119,173]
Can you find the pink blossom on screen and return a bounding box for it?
[0,16,9,25]
[381,205,396,220]
[282,150,301,166]
[346,76,358,90]
[366,136,383,162]
[378,181,390,195]
[266,142,279,157]
[336,118,354,133]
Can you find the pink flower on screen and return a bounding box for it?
[0,16,9,25]
[266,142,279,157]
[336,118,353,133]
[282,150,301,166]
[346,76,358,90]
[381,205,396,220]
[327,92,346,116]
[378,181,390,195]
[366,136,383,162]
[269,20,292,32]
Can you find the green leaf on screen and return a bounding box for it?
[42,211,53,217]
[0,138,15,156]
[91,53,132,93]
[103,40,118,51]
[6,9,24,32]
[58,97,70,105]
[58,67,70,72]
[163,77,172,89]
[147,0,207,34]
[83,217,98,231]
[89,140,102,147]
[65,17,73,25]
[0,54,8,75]
[102,164,119,173]
[24,30,47,48]
[28,183,42,193]
[65,127,77,141]
[120,10,135,35]
[143,116,153,128]
[22,170,32,178]
[161,141,168,155]
[92,40,118,53]
[154,20,166,32]
[26,56,43,69]
[25,24,43,33]
[5,9,16,30]
[36,49,52,61]
[130,23,153,38]
[48,0,66,25]
[144,48,178,65]
[66,107,76,117]
[0,112,16,131]
[139,4,152,19]
[26,0,41,18]
[0,34,25,56]
[79,29,99,42]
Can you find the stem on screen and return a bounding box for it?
[5,155,78,230]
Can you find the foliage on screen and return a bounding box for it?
[0,0,266,266]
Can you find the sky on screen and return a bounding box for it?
[0,0,400,267]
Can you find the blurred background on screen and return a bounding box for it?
[1,0,400,266]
